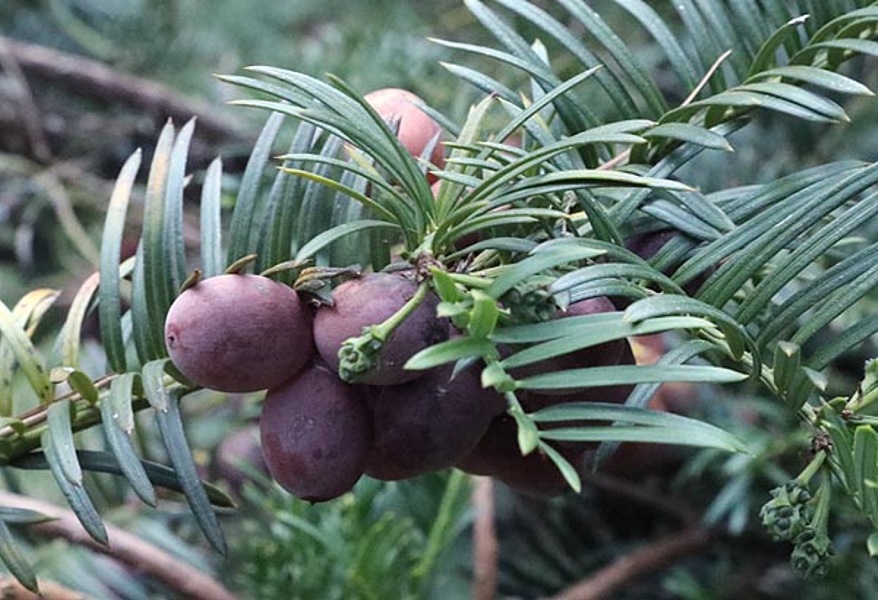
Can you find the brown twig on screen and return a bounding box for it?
[471,476,498,600]
[550,526,712,600]
[0,37,52,163]
[596,48,734,173]
[0,575,89,600]
[0,490,239,600]
[682,50,734,107]
[0,35,247,142]
[0,375,117,441]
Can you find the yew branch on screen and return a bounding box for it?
[0,490,239,600]
[551,526,711,600]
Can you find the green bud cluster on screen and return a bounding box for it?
[759,481,813,542]
[790,527,834,579]
[338,328,383,382]
[502,285,556,324]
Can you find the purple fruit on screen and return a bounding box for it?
[260,360,372,502]
[364,364,506,481]
[456,297,638,496]
[624,229,710,299]
[456,414,580,498]
[518,338,635,411]
[625,229,677,259]
[313,273,449,385]
[519,340,635,456]
[165,274,314,393]
[510,296,627,395]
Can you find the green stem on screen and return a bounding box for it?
[504,390,525,414]
[1,396,153,464]
[811,473,833,536]
[796,450,827,487]
[370,281,430,342]
[854,385,878,412]
[441,272,494,290]
[0,372,160,465]
[412,470,467,581]
[0,374,116,440]
[506,391,539,455]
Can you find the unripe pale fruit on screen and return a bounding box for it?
[313,273,449,385]
[260,360,372,502]
[365,88,445,170]
[364,364,506,481]
[164,274,314,393]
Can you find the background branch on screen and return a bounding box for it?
[0,575,88,600]
[0,35,247,143]
[0,490,239,600]
[550,526,712,600]
[588,472,699,525]
[471,476,498,600]
[0,37,52,162]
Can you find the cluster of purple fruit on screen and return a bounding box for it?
[164,271,634,501]
[159,85,696,501]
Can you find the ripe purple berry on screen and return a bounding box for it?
[164,274,314,393]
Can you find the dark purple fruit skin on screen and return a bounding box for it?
[519,339,635,411]
[456,414,580,498]
[456,298,637,495]
[313,273,449,386]
[625,229,676,259]
[624,229,710,300]
[165,274,314,393]
[364,364,506,481]
[519,340,635,455]
[510,297,627,395]
[260,360,372,502]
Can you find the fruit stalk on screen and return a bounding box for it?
[338,280,430,382]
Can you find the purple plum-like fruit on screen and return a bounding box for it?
[165,274,314,393]
[364,364,506,481]
[456,297,638,495]
[313,273,449,385]
[509,296,627,395]
[260,360,372,502]
[456,414,580,498]
[518,337,635,411]
[623,229,710,301]
[519,340,635,455]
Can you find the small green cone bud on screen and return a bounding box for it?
[503,285,556,324]
[759,481,813,541]
[337,329,384,382]
[791,527,834,578]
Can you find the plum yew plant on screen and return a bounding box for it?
[3,0,878,592]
